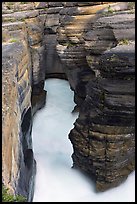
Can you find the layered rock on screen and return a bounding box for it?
[25,15,47,115]
[2,2,47,201]
[2,41,35,200]
[43,10,66,79]
[56,2,129,107]
[68,6,135,191]
[2,2,135,200]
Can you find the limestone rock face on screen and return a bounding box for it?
[69,45,135,190]
[2,2,46,201]
[56,2,122,107]
[2,41,35,200]
[2,1,135,199]
[68,6,135,191]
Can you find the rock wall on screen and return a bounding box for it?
[57,3,135,191]
[55,2,135,191]
[2,2,46,201]
[2,1,135,201]
[2,38,35,200]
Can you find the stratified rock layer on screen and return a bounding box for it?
[2,1,135,199]
[2,2,46,201]
[2,41,36,200]
[67,6,135,191]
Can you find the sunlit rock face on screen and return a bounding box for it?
[56,2,125,107]
[2,2,45,201]
[56,2,135,191]
[2,41,35,201]
[69,43,135,191]
[2,1,135,200]
[66,6,135,191]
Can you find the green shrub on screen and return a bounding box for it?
[107,5,114,14]
[127,2,135,9]
[2,185,27,202]
[9,38,18,43]
[102,5,115,16]
[118,39,129,45]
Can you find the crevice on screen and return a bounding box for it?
[21,108,31,137]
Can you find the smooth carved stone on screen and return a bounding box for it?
[30,45,46,86]
[31,89,47,116]
[64,3,135,192]
[44,34,65,78]
[2,1,135,198]
[2,44,20,192]
[2,42,35,200]
[57,3,126,109]
[69,52,134,192]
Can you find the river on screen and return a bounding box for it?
[32,78,135,202]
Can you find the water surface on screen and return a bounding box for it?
[32,78,135,202]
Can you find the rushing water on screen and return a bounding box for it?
[32,78,135,202]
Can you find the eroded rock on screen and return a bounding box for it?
[2,2,135,199]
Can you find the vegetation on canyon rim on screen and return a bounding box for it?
[2,1,135,201]
[2,185,27,202]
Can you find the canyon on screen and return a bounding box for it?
[2,2,135,202]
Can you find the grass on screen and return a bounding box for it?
[107,5,114,14]
[61,42,77,47]
[127,2,135,9]
[109,54,118,62]
[86,56,94,66]
[118,39,129,45]
[6,2,14,6]
[9,38,18,43]
[99,91,105,111]
[2,185,27,202]
[102,5,116,16]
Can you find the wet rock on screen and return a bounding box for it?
[2,42,35,200]
[2,1,135,198]
[69,9,135,191]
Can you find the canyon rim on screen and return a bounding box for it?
[2,2,135,202]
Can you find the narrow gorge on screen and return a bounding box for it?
[2,2,135,202]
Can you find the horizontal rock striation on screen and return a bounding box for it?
[68,6,135,191]
[2,41,35,201]
[56,2,131,108]
[2,1,135,200]
[2,2,47,201]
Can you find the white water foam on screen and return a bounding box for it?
[32,78,135,202]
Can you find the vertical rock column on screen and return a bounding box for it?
[25,9,47,116]
[69,10,135,191]
[42,2,66,79]
[2,40,36,200]
[56,2,116,108]
[2,3,38,200]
